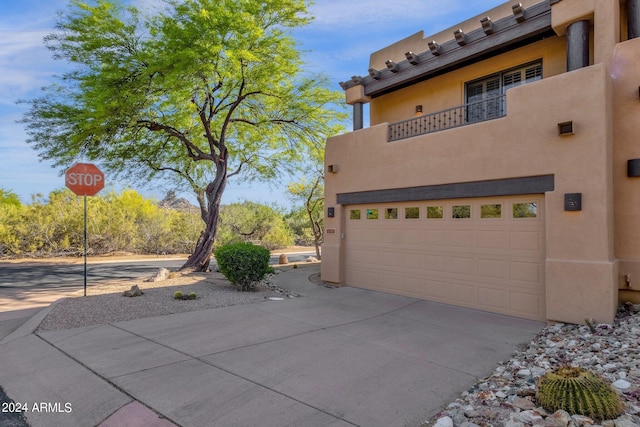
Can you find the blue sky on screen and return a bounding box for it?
[0,0,502,207]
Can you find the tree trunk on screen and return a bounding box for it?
[181,168,226,272]
[308,211,322,261]
[313,238,321,260]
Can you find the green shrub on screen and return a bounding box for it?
[173,291,183,299]
[214,242,271,291]
[188,292,197,299]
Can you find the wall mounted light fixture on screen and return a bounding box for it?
[415,105,423,116]
[628,159,640,177]
[558,121,574,136]
[564,193,582,211]
[328,164,339,173]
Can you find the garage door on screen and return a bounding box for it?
[344,195,545,321]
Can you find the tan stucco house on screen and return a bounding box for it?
[322,0,640,324]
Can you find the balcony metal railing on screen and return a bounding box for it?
[387,95,507,142]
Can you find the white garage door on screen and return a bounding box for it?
[344,195,545,321]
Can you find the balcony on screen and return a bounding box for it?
[387,95,507,142]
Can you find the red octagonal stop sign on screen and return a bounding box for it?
[65,163,105,196]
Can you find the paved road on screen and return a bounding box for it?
[0,259,186,290]
[0,259,187,312]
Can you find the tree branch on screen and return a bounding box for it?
[138,120,214,162]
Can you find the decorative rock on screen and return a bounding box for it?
[122,284,144,297]
[477,390,495,401]
[570,415,594,426]
[517,369,532,377]
[613,415,640,427]
[513,397,537,411]
[504,416,525,427]
[550,410,572,427]
[433,416,453,427]
[612,379,631,390]
[278,253,288,264]
[519,410,544,424]
[306,256,318,262]
[146,267,170,282]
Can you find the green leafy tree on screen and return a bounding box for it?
[287,177,323,259]
[0,188,25,255]
[216,201,293,250]
[0,188,22,208]
[20,0,345,270]
[286,137,329,259]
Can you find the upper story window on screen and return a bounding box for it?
[465,61,542,122]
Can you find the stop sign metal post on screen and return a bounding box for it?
[65,163,105,296]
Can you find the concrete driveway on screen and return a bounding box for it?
[0,265,543,427]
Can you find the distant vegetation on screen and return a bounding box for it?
[0,188,314,258]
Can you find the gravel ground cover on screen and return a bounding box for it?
[423,304,640,427]
[36,270,284,332]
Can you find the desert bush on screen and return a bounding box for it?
[214,242,270,291]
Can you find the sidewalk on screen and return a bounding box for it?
[0,265,544,427]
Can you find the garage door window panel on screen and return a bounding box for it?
[452,205,471,219]
[385,208,398,219]
[350,209,361,220]
[427,206,444,219]
[513,202,538,218]
[405,207,420,219]
[481,204,502,219]
[366,209,379,220]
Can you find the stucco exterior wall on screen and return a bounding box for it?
[325,65,618,324]
[325,0,638,324]
[612,37,640,293]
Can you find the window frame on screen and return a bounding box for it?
[465,60,542,123]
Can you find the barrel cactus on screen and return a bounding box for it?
[535,365,623,421]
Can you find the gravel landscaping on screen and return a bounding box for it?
[423,303,640,427]
[35,269,287,332]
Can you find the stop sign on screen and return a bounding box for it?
[65,163,105,196]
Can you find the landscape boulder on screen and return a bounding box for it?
[122,284,144,297]
[146,267,170,282]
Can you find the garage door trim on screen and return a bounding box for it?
[337,174,554,205]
